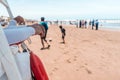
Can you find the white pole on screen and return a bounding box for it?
[0,0,14,19]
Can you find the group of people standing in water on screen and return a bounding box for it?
[77,19,99,30]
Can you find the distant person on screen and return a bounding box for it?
[56,20,58,25]
[59,25,66,44]
[81,20,85,28]
[79,20,82,28]
[39,17,50,50]
[69,21,72,25]
[85,20,87,28]
[95,20,99,30]
[89,20,91,26]
[92,20,95,30]
[76,20,78,28]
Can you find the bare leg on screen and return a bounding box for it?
[44,39,50,48]
[62,36,65,44]
[63,38,65,43]
[41,38,45,49]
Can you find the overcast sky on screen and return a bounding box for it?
[0,0,120,20]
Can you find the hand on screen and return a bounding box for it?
[27,24,45,37]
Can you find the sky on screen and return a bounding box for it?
[0,0,120,20]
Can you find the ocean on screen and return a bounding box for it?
[99,19,120,31]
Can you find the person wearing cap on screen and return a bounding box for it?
[39,17,50,50]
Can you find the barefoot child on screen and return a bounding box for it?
[59,25,66,43]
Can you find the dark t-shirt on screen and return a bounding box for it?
[61,28,66,36]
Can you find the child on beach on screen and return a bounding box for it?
[59,25,66,44]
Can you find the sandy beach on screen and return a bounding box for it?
[26,25,120,80]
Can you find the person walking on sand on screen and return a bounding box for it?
[85,20,87,28]
[92,19,95,30]
[39,17,50,50]
[95,19,99,30]
[59,25,66,44]
[79,20,82,28]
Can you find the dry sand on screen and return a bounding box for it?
[27,25,120,80]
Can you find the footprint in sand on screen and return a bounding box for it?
[107,39,113,41]
[52,67,58,72]
[84,63,88,66]
[79,65,92,74]
[74,56,77,58]
[66,59,72,63]
[83,63,92,74]
[80,65,85,68]
[66,56,78,64]
[73,56,77,61]
[73,47,77,49]
[63,51,69,54]
[101,55,105,59]
[85,68,92,74]
[54,59,57,62]
[49,72,53,75]
[66,56,77,63]
[77,65,86,72]
[76,69,79,71]
[82,40,91,42]
[73,58,77,61]
[93,42,97,45]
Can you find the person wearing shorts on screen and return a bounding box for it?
[40,17,50,50]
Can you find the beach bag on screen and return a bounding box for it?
[30,51,49,80]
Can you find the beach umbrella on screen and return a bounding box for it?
[0,0,22,80]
